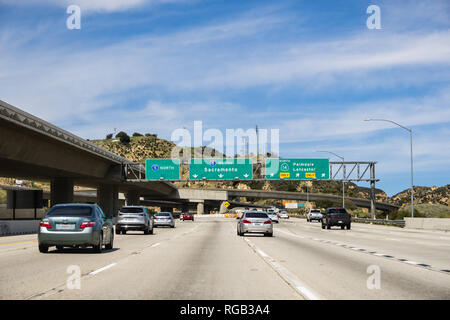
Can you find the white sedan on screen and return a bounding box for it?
[279,211,289,219]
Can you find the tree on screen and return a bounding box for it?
[132,132,143,137]
[115,131,130,144]
[106,133,113,139]
[145,133,158,138]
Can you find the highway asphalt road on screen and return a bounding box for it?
[0,216,449,300]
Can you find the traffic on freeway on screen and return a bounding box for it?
[1,209,449,301]
[1,0,449,316]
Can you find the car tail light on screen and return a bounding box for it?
[264,220,272,224]
[242,219,251,224]
[40,221,51,229]
[139,213,145,216]
[80,221,96,229]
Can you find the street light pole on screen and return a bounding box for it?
[364,119,414,218]
[315,151,345,208]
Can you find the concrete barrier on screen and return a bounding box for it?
[404,218,450,231]
[0,204,45,220]
[0,220,40,236]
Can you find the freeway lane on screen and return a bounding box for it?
[0,217,449,300]
[0,217,300,300]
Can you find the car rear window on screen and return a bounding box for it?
[156,212,171,217]
[311,210,321,213]
[245,212,269,218]
[328,208,348,214]
[120,207,144,213]
[47,206,92,217]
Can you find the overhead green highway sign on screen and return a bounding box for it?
[265,158,329,180]
[145,159,180,180]
[189,158,253,180]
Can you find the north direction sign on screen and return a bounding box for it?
[189,158,253,180]
[265,158,329,180]
[145,159,180,180]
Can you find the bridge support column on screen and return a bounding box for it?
[98,184,118,219]
[370,163,376,219]
[125,190,140,206]
[219,201,228,214]
[197,202,204,215]
[50,178,74,206]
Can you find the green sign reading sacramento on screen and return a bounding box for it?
[145,159,180,180]
[265,158,329,180]
[189,158,253,180]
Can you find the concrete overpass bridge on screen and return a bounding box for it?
[0,99,176,217]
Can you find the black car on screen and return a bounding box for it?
[321,207,351,230]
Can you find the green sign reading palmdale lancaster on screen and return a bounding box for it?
[145,159,180,180]
[189,158,253,180]
[265,158,329,180]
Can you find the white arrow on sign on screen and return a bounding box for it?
[218,174,224,178]
[193,174,198,178]
[243,174,249,178]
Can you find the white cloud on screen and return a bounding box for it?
[0,0,183,12]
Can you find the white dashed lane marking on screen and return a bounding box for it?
[89,263,117,276]
[276,228,449,275]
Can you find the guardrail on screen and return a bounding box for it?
[352,218,405,227]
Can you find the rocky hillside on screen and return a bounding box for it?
[390,185,450,207]
[91,136,224,163]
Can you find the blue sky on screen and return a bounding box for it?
[0,0,449,196]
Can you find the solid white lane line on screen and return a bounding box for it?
[151,242,161,248]
[244,238,323,300]
[89,263,117,276]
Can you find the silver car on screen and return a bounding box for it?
[266,209,279,223]
[153,212,175,228]
[307,209,323,222]
[237,211,273,237]
[279,211,289,219]
[116,206,153,235]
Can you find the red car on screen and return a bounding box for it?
[181,212,194,221]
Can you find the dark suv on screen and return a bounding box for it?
[321,207,351,230]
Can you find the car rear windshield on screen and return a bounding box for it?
[311,210,321,213]
[156,212,171,217]
[245,212,269,218]
[120,207,144,213]
[47,206,92,217]
[328,208,348,214]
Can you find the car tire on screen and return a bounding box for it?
[93,234,103,253]
[115,228,121,235]
[171,225,175,228]
[105,233,113,250]
[39,244,49,253]
[264,233,273,237]
[122,230,127,235]
[341,225,345,230]
[56,245,64,251]
[347,224,351,230]
[149,227,154,235]
[327,223,331,229]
